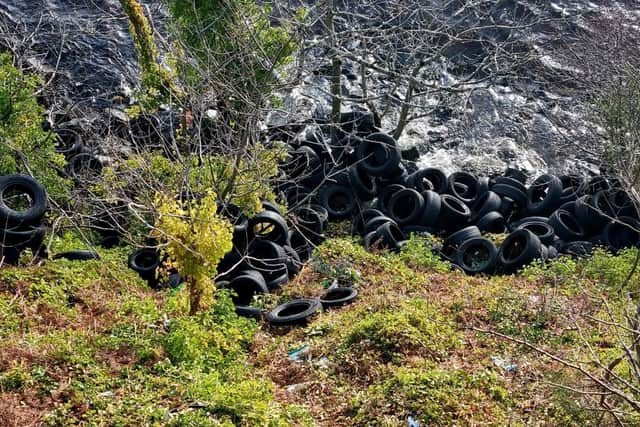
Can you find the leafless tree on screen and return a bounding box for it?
[274,0,545,144]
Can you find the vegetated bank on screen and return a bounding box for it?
[1,231,639,425]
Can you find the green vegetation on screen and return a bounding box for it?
[0,233,310,425]
[0,53,71,200]
[120,0,178,109]
[597,69,640,188]
[101,144,284,219]
[166,0,296,91]
[155,191,233,314]
[354,366,509,425]
[1,230,639,425]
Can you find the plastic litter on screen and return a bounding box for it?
[287,344,310,362]
[316,356,330,370]
[491,355,518,372]
[286,382,311,393]
[407,415,420,427]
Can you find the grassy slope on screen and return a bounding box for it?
[0,233,639,426]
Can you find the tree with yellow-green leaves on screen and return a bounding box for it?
[155,191,233,315]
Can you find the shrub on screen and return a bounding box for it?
[339,299,461,363]
[155,191,233,314]
[354,365,509,425]
[0,53,70,200]
[597,69,640,188]
[166,0,296,89]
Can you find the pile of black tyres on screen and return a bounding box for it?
[351,168,640,275]
[53,122,104,183]
[0,175,48,265]
[273,114,639,276]
[128,200,353,324]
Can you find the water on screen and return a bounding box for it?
[0,0,165,103]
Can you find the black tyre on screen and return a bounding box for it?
[559,175,584,203]
[283,245,303,278]
[54,127,85,159]
[318,184,356,220]
[388,188,425,226]
[447,172,480,205]
[438,195,471,231]
[261,200,281,215]
[559,241,594,258]
[581,176,611,195]
[355,132,401,176]
[603,217,640,252]
[289,229,313,262]
[498,229,543,273]
[266,298,321,326]
[0,175,48,227]
[575,194,611,235]
[364,216,396,234]
[418,190,442,227]
[0,223,46,251]
[351,208,385,236]
[262,265,290,290]
[362,230,382,250]
[166,273,183,289]
[291,205,326,243]
[375,221,406,251]
[476,211,505,233]
[443,226,481,257]
[286,146,322,182]
[217,248,248,281]
[66,153,103,182]
[455,237,498,275]
[493,176,527,193]
[478,177,491,196]
[492,183,527,207]
[527,174,562,216]
[608,190,639,219]
[408,168,448,193]
[377,184,406,214]
[52,250,100,261]
[0,246,20,265]
[349,164,377,200]
[503,167,528,184]
[247,240,287,271]
[558,200,578,217]
[220,203,249,250]
[235,305,263,320]
[472,191,501,220]
[248,210,289,245]
[508,216,549,232]
[516,220,555,245]
[320,287,358,308]
[548,209,585,241]
[227,270,268,306]
[128,248,159,280]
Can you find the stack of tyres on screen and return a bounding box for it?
[215,201,329,319]
[345,161,640,275]
[0,175,48,265]
[54,124,103,184]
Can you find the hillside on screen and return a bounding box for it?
[1,1,640,426]
[1,233,638,426]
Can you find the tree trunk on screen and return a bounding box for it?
[325,0,341,146]
[187,275,202,315]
